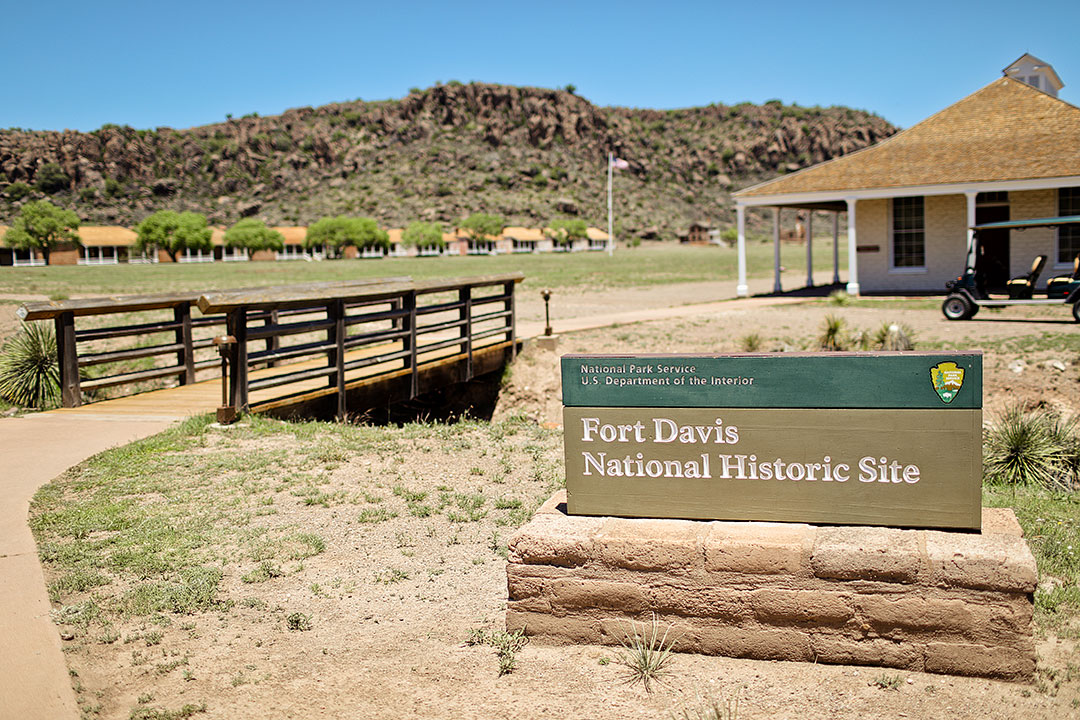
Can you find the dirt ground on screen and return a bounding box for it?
[29,287,1080,719]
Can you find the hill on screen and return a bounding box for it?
[0,83,896,239]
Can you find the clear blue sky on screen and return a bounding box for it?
[5,0,1078,132]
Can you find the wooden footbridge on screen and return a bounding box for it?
[17,273,523,421]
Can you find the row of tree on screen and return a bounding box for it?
[2,202,593,263]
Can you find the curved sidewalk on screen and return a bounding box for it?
[0,288,812,720]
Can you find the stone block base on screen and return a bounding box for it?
[505,491,1037,681]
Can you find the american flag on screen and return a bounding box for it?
[611,157,630,170]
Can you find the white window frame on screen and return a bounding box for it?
[1057,187,1080,269]
[889,196,928,274]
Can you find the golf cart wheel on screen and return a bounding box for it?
[942,294,974,321]
[1073,301,1080,323]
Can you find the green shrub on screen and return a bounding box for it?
[0,322,60,409]
[35,163,70,194]
[5,181,33,200]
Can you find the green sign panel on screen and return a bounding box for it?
[562,352,982,409]
[561,353,983,530]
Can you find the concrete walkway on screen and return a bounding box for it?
[0,286,818,720]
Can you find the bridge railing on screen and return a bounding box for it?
[198,273,522,418]
[17,273,522,414]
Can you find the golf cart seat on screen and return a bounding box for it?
[1047,255,1080,299]
[1007,255,1047,299]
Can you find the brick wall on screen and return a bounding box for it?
[507,491,1037,681]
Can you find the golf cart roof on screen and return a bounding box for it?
[972,215,1080,231]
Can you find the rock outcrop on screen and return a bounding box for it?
[0,83,896,237]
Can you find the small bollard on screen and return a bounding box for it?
[541,289,553,336]
[212,335,237,424]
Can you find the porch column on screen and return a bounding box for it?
[964,191,977,254]
[845,198,860,296]
[832,211,841,284]
[773,207,782,294]
[805,212,814,287]
[736,205,748,297]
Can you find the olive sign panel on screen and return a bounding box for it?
[561,353,982,530]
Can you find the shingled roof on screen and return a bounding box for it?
[735,77,1080,199]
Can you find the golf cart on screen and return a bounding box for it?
[942,215,1080,322]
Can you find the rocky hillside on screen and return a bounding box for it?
[0,83,896,239]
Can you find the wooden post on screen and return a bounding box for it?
[174,304,195,385]
[266,310,280,368]
[227,308,249,412]
[459,286,473,381]
[402,291,418,398]
[328,300,346,418]
[54,312,81,407]
[505,281,517,360]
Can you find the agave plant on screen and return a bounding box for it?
[0,322,60,409]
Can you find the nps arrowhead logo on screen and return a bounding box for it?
[930,362,965,404]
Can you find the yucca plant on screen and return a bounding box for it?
[984,405,1078,491]
[0,322,60,409]
[739,333,763,352]
[615,614,677,692]
[817,314,848,351]
[872,322,915,351]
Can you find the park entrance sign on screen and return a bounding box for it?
[561,352,983,530]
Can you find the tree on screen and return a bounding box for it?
[2,200,80,264]
[460,213,505,241]
[134,210,212,262]
[224,219,284,253]
[306,216,388,257]
[545,218,588,247]
[401,221,445,250]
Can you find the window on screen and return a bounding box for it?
[1059,187,1080,265]
[976,191,1008,205]
[1025,75,1041,90]
[892,196,925,268]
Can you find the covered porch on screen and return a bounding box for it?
[734,198,850,297]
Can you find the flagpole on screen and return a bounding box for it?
[607,152,614,256]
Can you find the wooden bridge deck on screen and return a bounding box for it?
[47,337,513,421]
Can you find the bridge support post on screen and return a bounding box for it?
[227,308,249,412]
[174,305,195,385]
[54,311,81,407]
[459,286,473,381]
[327,300,347,419]
[505,281,517,360]
[403,291,418,399]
